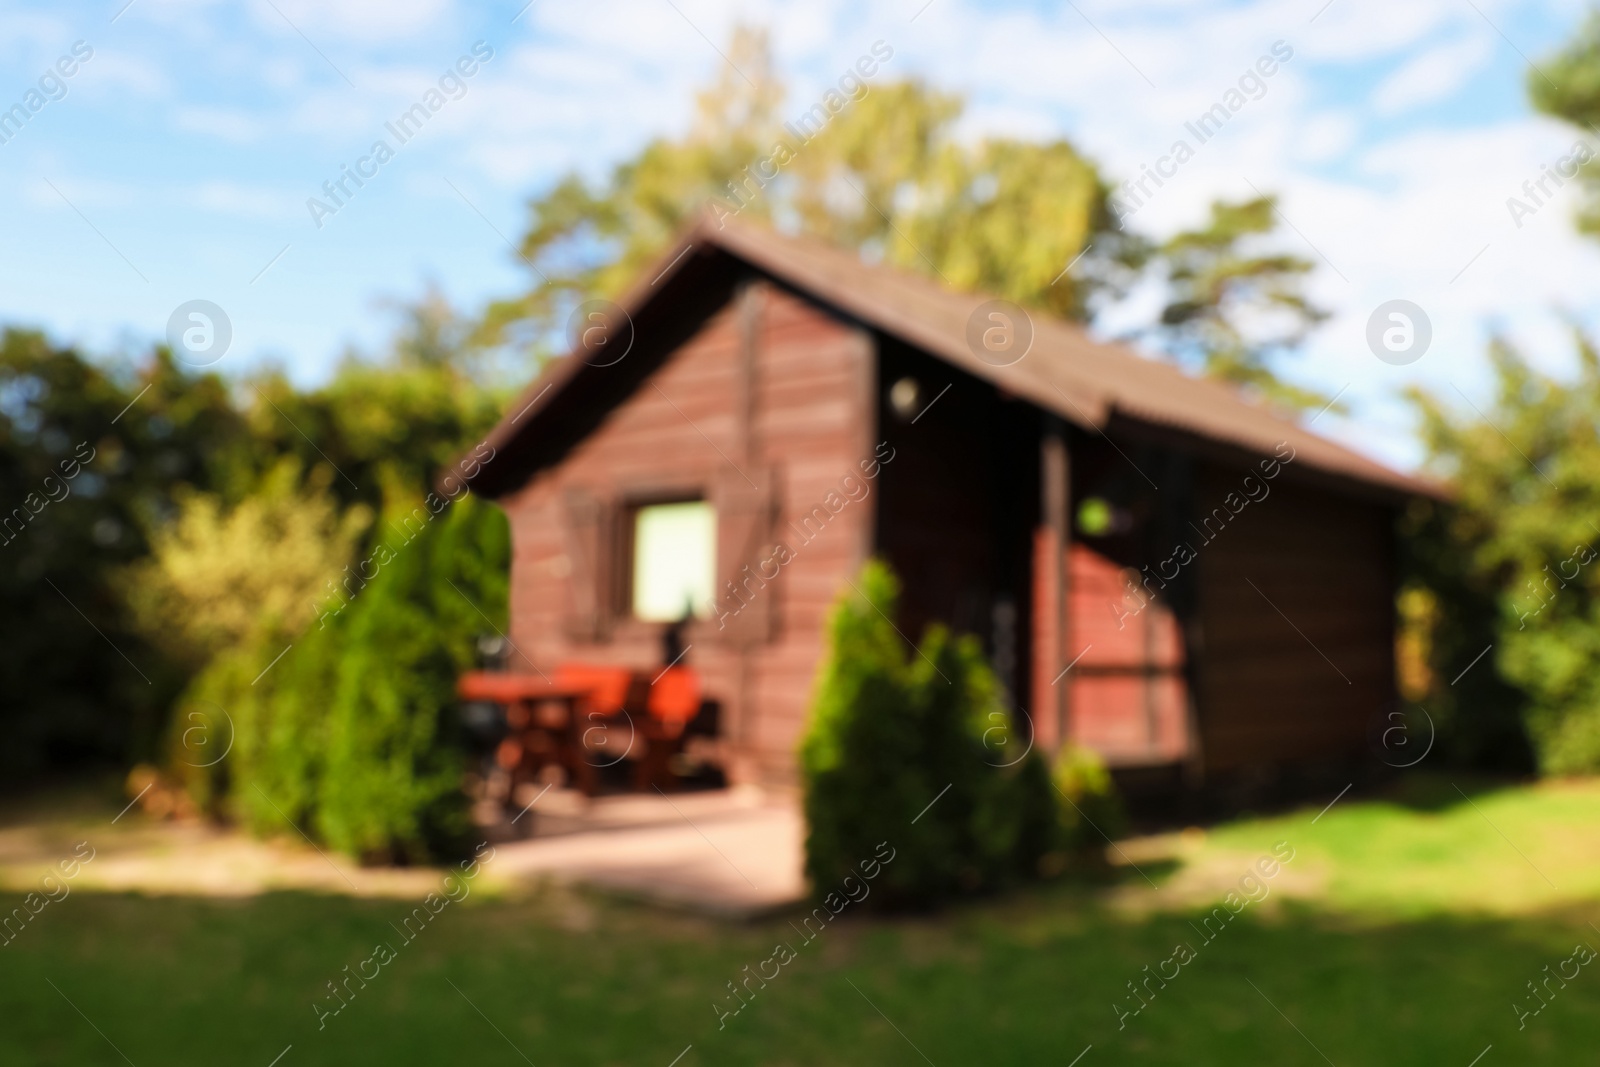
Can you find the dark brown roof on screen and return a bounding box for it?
[472,212,1440,502]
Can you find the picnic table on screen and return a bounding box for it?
[456,664,704,797]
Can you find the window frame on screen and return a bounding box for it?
[619,492,717,623]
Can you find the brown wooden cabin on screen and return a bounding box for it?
[463,213,1436,792]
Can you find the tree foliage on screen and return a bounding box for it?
[479,27,1326,413]
[120,459,371,669]
[1144,196,1332,411]
[1530,14,1600,236]
[243,303,504,518]
[0,267,511,859]
[1392,9,1600,774]
[208,494,508,863]
[0,331,252,776]
[478,27,1134,351]
[1403,332,1600,772]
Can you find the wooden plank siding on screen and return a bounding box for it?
[1066,543,1190,765]
[474,225,1420,791]
[498,283,875,784]
[1191,464,1395,773]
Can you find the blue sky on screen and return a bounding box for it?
[2,0,1596,470]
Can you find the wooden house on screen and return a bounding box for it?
[463,214,1436,790]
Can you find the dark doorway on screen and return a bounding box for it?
[873,338,1039,713]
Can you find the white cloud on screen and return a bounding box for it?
[175,106,268,143]
[24,176,140,209]
[192,181,297,219]
[1294,109,1360,163]
[1371,34,1495,115]
[249,0,456,44]
[77,47,171,98]
[0,0,1591,472]
[1302,0,1459,62]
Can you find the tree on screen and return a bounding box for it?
[477,27,1134,352]
[120,459,371,670]
[242,295,505,519]
[23,272,513,850]
[1529,14,1600,236]
[479,27,1327,413]
[1402,331,1600,772]
[1142,196,1332,411]
[0,331,253,776]
[783,83,1128,322]
[1390,8,1600,775]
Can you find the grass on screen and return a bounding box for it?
[3,774,1600,1065]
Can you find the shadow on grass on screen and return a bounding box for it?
[1376,769,1543,812]
[1,879,1596,1066]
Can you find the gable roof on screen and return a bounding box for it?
[469,212,1440,502]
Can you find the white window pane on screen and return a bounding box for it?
[632,501,716,621]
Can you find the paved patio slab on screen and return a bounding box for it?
[487,786,806,918]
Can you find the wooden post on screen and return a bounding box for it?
[735,281,763,466]
[730,280,764,759]
[849,326,877,573]
[1033,418,1070,752]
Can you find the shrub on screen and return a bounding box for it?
[1052,743,1124,857]
[142,462,365,820]
[178,492,507,863]
[120,459,371,668]
[800,560,1060,908]
[314,494,506,862]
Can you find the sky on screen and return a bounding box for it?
[1,0,1596,471]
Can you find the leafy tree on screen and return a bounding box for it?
[783,84,1127,322]
[1529,14,1600,236]
[480,27,1326,414]
[475,27,786,350]
[478,27,1133,351]
[127,290,512,853]
[0,331,251,776]
[120,459,371,669]
[1391,9,1600,775]
[242,301,504,518]
[1402,332,1600,772]
[0,270,507,838]
[315,493,507,861]
[191,492,507,861]
[1142,196,1332,411]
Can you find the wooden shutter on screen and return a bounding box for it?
[712,467,778,645]
[560,488,613,642]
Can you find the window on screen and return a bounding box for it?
[630,500,716,621]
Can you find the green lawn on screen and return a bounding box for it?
[3,775,1599,1065]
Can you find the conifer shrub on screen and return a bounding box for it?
[318,494,507,862]
[188,493,507,863]
[800,560,1064,908]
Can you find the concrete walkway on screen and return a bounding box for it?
[487,785,806,918]
[0,785,807,918]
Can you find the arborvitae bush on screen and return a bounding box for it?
[193,494,507,863]
[316,494,507,862]
[801,560,1062,909]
